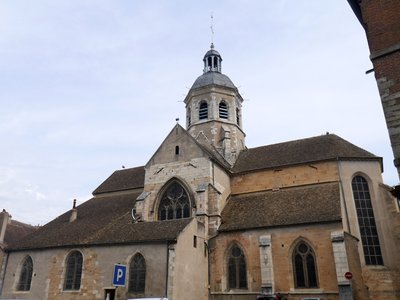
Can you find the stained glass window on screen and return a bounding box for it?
[158,182,190,220]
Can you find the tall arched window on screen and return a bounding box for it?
[129,253,146,293]
[199,101,208,120]
[219,101,228,119]
[352,175,383,265]
[293,241,318,288]
[158,181,191,220]
[64,251,83,290]
[228,244,247,290]
[17,256,33,291]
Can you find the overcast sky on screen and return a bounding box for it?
[0,1,397,226]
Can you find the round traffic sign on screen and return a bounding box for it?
[345,271,353,280]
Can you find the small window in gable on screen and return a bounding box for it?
[219,101,228,119]
[199,101,208,120]
[17,256,33,291]
[64,251,83,291]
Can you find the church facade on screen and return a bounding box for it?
[1,45,399,300]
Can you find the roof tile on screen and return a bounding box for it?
[93,166,145,195]
[219,182,341,232]
[233,134,379,173]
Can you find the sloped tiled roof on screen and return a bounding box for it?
[7,192,191,251]
[3,220,38,246]
[219,182,341,232]
[93,166,145,195]
[0,211,38,249]
[233,134,380,173]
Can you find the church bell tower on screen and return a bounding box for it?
[184,44,246,165]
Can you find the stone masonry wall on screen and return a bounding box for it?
[2,244,168,300]
[210,223,343,300]
[231,160,339,195]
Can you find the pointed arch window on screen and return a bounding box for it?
[228,244,247,290]
[158,181,191,220]
[129,253,146,293]
[199,101,208,120]
[219,101,229,119]
[17,256,33,291]
[64,251,83,290]
[236,108,240,126]
[293,241,318,288]
[352,175,383,265]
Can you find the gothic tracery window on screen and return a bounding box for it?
[228,244,247,290]
[64,251,83,290]
[17,256,33,291]
[129,253,146,293]
[158,181,190,220]
[352,175,383,265]
[293,241,318,288]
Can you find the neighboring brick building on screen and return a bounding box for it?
[348,0,400,178]
[0,45,399,300]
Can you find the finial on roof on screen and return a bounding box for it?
[210,12,214,45]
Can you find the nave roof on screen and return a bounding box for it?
[7,191,191,251]
[233,133,380,173]
[219,182,342,232]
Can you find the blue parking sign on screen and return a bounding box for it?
[113,264,127,286]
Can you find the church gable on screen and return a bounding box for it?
[145,124,213,168]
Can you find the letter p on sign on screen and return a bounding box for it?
[113,264,127,287]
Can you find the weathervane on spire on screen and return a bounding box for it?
[210,12,214,46]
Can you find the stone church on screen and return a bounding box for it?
[1,44,399,300]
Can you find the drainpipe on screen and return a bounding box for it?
[337,159,352,235]
[165,241,170,298]
[0,252,9,295]
[207,241,211,300]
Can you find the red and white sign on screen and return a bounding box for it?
[345,271,353,280]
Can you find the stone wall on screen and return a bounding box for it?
[2,243,168,300]
[210,223,343,300]
[231,161,339,195]
[170,219,209,300]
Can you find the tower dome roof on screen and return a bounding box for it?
[191,72,236,90]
